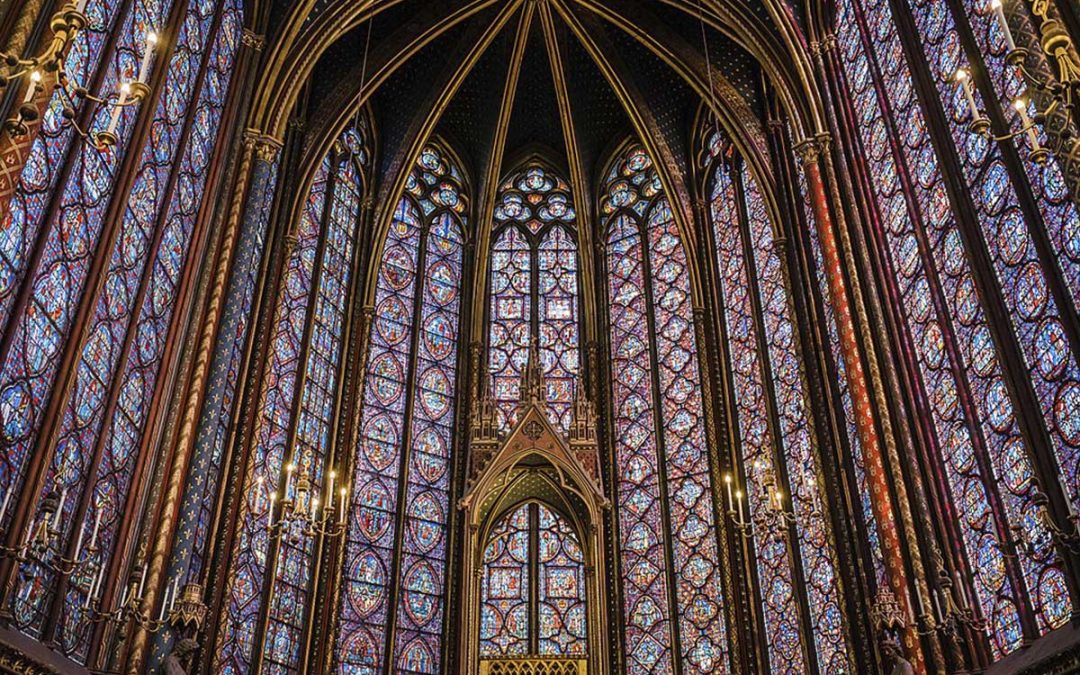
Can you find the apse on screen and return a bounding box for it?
[0,0,1075,674]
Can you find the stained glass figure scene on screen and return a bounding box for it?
[480,502,588,660]
[488,164,580,433]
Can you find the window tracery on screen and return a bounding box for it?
[335,143,466,674]
[488,165,580,434]
[603,143,728,675]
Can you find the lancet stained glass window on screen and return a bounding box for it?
[479,502,588,659]
[336,143,466,673]
[836,0,1074,654]
[0,0,243,662]
[215,123,367,673]
[488,165,580,432]
[603,143,728,675]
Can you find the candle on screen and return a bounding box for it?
[955,69,981,123]
[254,476,264,513]
[327,470,336,506]
[105,83,130,136]
[22,71,40,105]
[53,488,66,530]
[735,490,746,524]
[75,0,88,13]
[285,463,296,498]
[84,567,101,608]
[137,32,157,84]
[723,474,733,512]
[990,0,1016,52]
[310,497,319,520]
[158,585,171,621]
[932,590,944,622]
[339,487,347,524]
[89,508,101,549]
[171,577,181,611]
[73,520,85,561]
[137,564,147,598]
[0,486,11,524]
[1013,98,1041,151]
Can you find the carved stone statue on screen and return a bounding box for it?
[162,637,198,675]
[882,636,914,675]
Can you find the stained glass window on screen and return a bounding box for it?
[479,502,588,658]
[216,124,367,673]
[0,0,244,662]
[603,144,728,675]
[488,165,579,432]
[836,0,1074,655]
[480,504,532,657]
[336,143,466,674]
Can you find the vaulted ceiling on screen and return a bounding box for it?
[249,0,823,239]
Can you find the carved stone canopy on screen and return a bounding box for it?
[459,404,607,526]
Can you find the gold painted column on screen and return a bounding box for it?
[796,136,927,675]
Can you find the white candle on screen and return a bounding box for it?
[106,83,130,136]
[955,69,981,122]
[137,564,147,598]
[735,490,745,524]
[22,71,40,105]
[171,577,180,611]
[339,487,347,524]
[1013,98,1041,151]
[158,585,171,621]
[990,0,1016,52]
[327,470,336,506]
[254,476,264,513]
[73,521,85,561]
[723,474,733,512]
[137,32,157,84]
[75,0,88,13]
[0,486,11,524]
[310,497,319,520]
[53,488,66,530]
[284,463,296,498]
[89,508,101,549]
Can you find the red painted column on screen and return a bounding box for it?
[800,142,927,674]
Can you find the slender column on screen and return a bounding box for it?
[795,137,927,674]
[128,129,281,673]
[141,127,277,671]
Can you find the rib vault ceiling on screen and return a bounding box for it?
[248,0,821,236]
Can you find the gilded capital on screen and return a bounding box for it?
[241,29,266,51]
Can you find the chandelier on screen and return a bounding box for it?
[954,0,1079,165]
[0,0,157,147]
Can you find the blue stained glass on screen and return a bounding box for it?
[708,160,804,672]
[0,0,172,567]
[605,144,727,675]
[488,164,580,433]
[216,154,327,672]
[6,0,240,660]
[740,163,850,672]
[337,144,466,673]
[837,0,1069,653]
